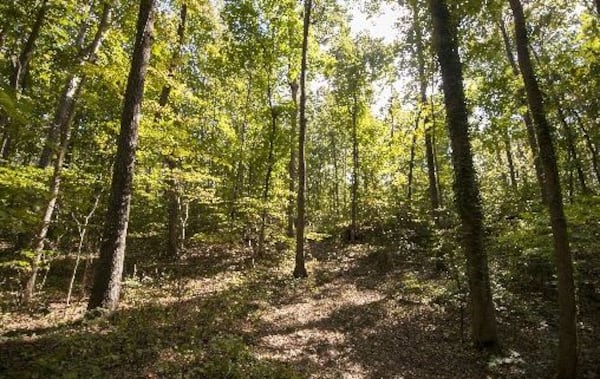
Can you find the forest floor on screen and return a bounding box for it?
[1,236,599,378]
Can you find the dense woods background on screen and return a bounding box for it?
[0,0,599,377]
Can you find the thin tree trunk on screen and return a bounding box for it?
[331,131,340,219]
[407,120,417,205]
[287,80,298,237]
[350,94,359,242]
[557,104,588,194]
[39,2,112,168]
[410,0,439,212]
[293,0,311,278]
[258,80,278,256]
[498,17,546,201]
[508,0,577,376]
[430,79,444,206]
[504,132,518,191]
[67,193,101,306]
[22,103,78,304]
[573,111,600,183]
[22,3,112,304]
[88,0,155,311]
[0,0,48,159]
[158,3,187,257]
[428,0,498,348]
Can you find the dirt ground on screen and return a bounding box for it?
[1,239,599,378]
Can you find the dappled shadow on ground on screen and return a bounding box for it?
[1,239,599,378]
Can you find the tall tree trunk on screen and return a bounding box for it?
[0,0,48,160]
[88,0,155,311]
[508,0,577,376]
[158,3,187,257]
[350,94,359,242]
[410,0,439,212]
[287,80,298,237]
[293,0,311,278]
[428,0,498,348]
[22,2,112,304]
[498,17,546,201]
[39,2,112,168]
[258,80,278,256]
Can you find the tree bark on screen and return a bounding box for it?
[88,0,155,311]
[293,0,311,278]
[508,0,577,376]
[428,0,498,348]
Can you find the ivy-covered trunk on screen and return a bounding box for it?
[88,0,155,311]
[508,0,577,376]
[428,0,498,348]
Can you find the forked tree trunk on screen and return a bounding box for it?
[88,0,155,311]
[39,2,112,168]
[508,0,577,376]
[293,0,311,278]
[428,0,498,348]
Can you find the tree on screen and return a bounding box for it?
[22,2,112,304]
[293,0,311,278]
[427,0,498,348]
[0,0,48,159]
[88,0,156,311]
[508,0,577,376]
